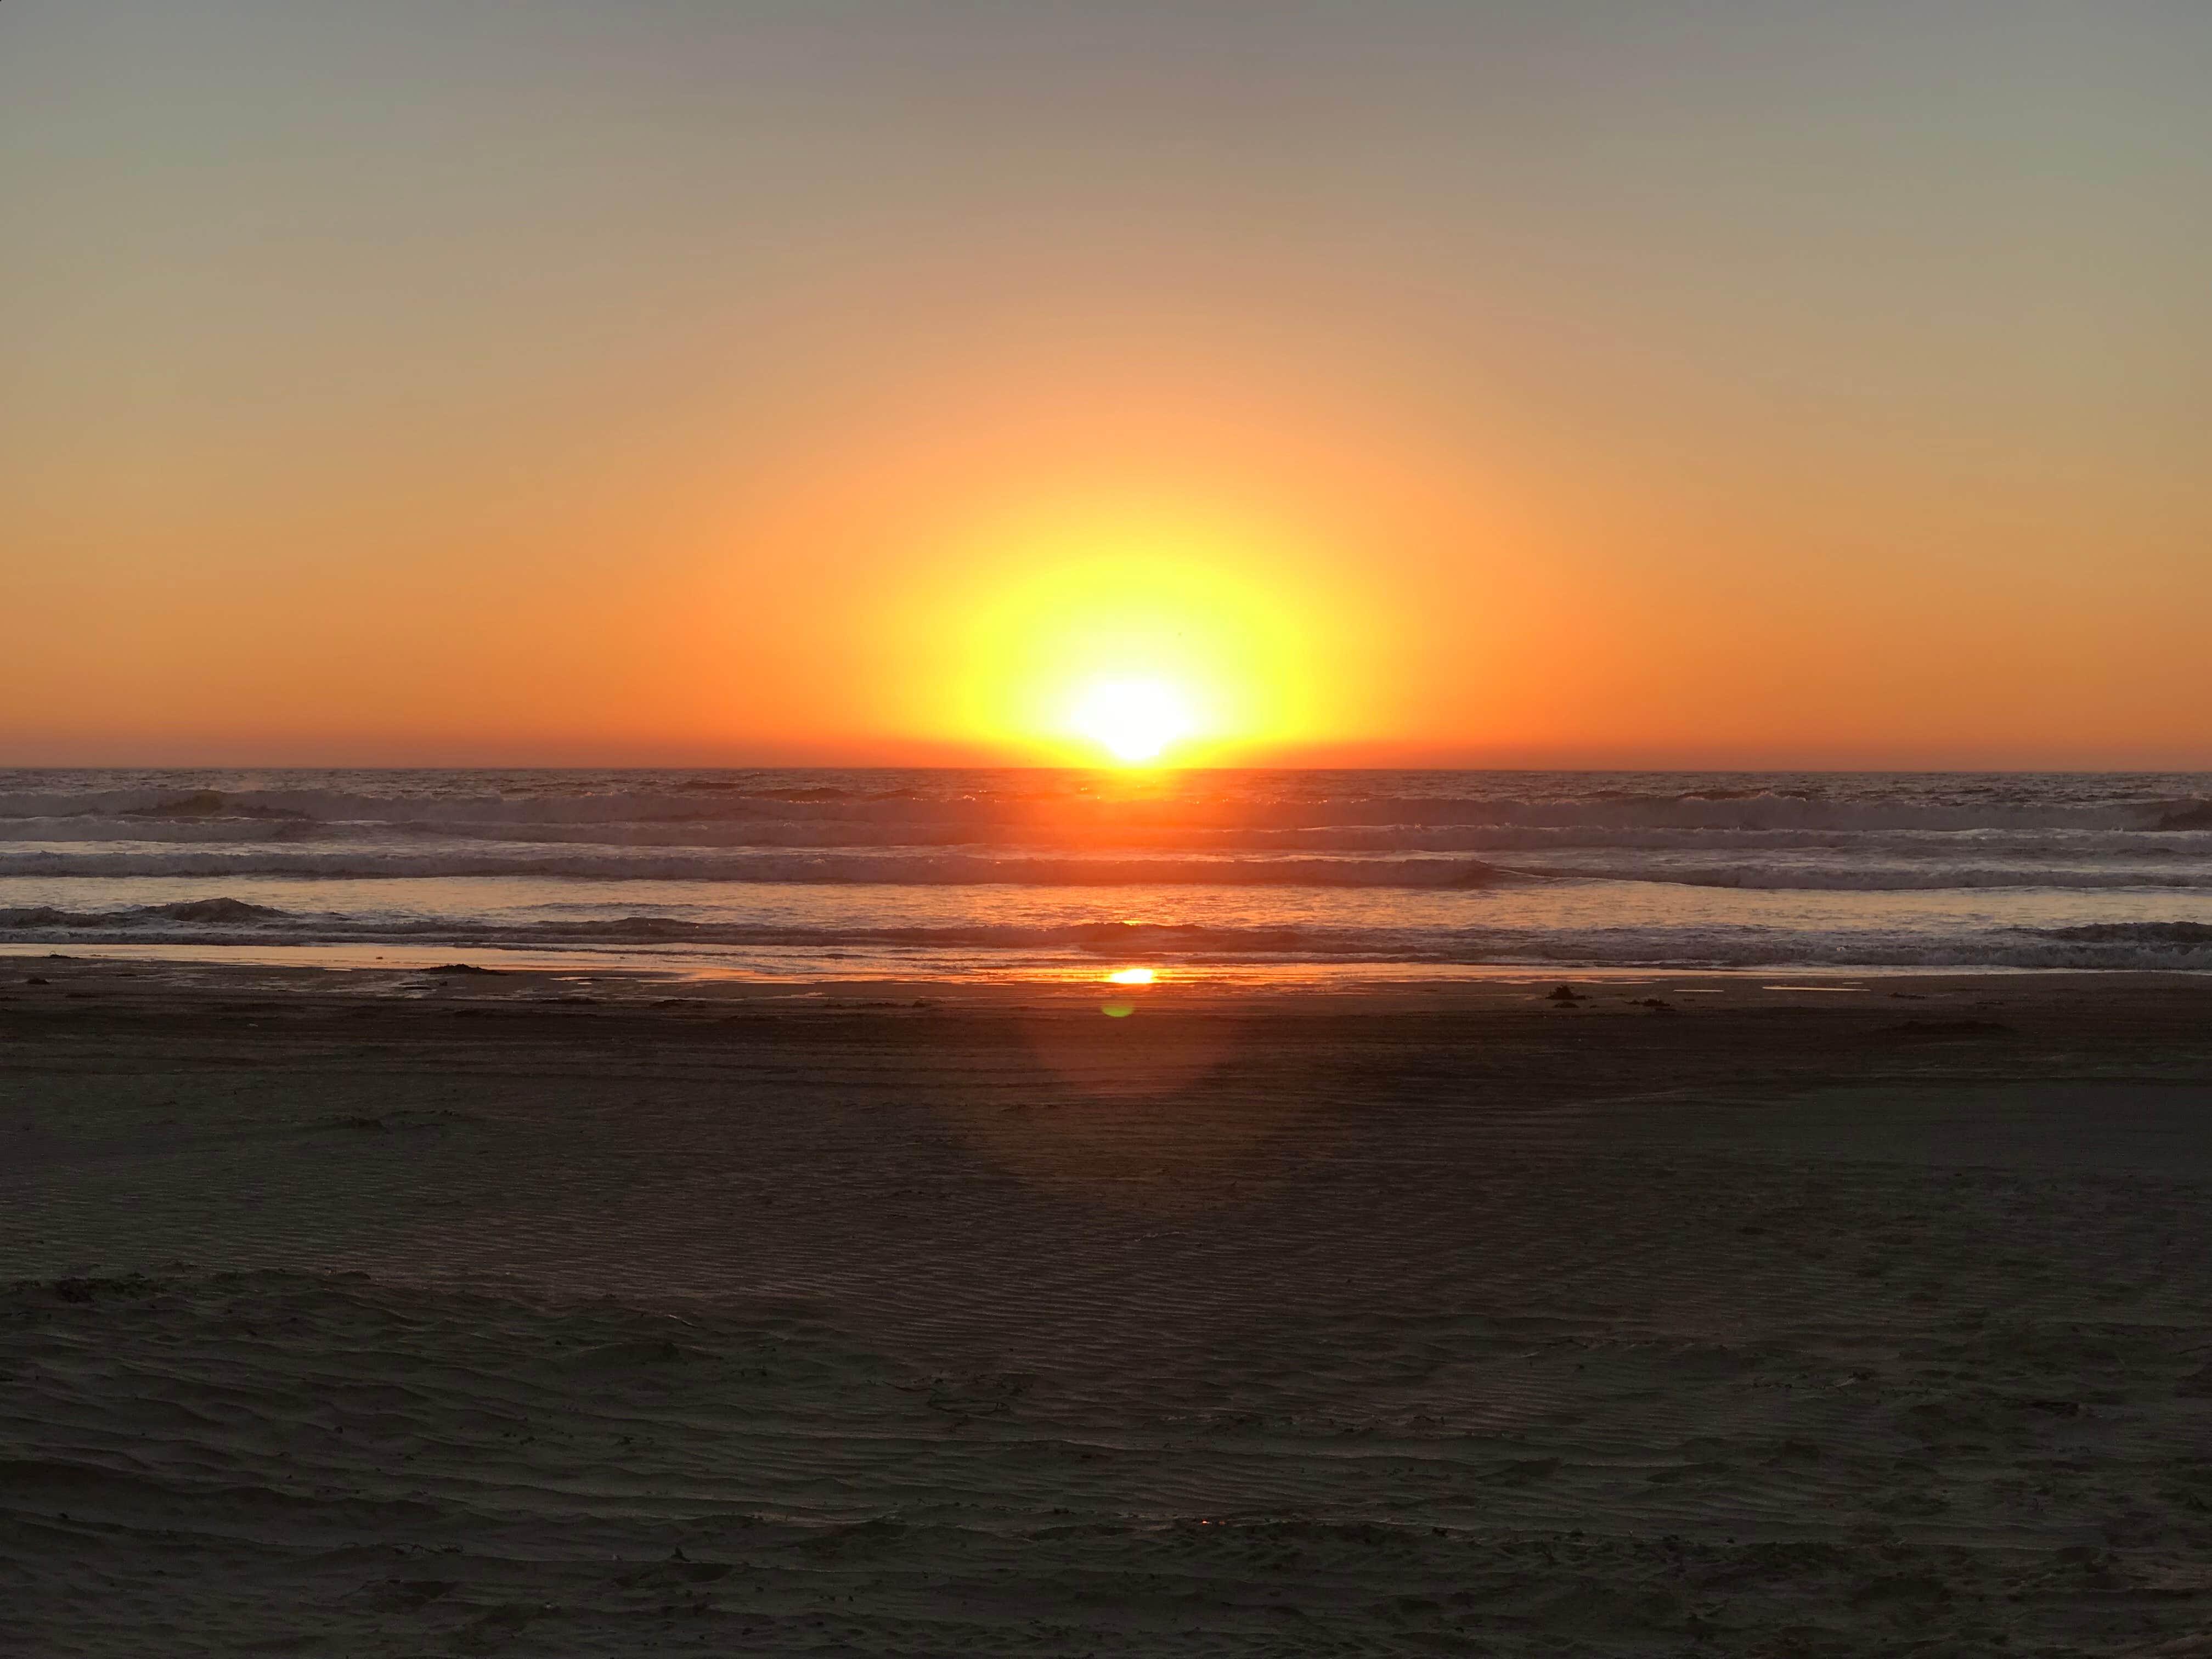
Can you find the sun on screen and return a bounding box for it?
[906,493,1380,764]
[1068,678,1193,765]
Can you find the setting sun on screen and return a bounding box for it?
[890,494,1393,766]
[10,5,2212,1650]
[1070,679,1192,765]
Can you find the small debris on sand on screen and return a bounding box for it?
[1883,1018,2012,1038]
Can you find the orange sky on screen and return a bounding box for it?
[5,3,2208,769]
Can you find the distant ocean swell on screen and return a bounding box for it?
[3,770,2209,974]
[3,785,2209,834]
[10,814,2212,861]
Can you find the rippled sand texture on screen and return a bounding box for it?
[5,968,2212,1655]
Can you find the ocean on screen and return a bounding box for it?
[2,768,2210,980]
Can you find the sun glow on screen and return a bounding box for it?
[1104,967,1156,985]
[1069,679,1192,765]
[898,495,1382,766]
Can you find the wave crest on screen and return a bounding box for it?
[0,849,1516,889]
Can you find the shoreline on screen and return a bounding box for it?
[6,938,2210,1001]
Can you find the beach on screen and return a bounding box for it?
[17,0,2212,1643]
[6,961,2211,1655]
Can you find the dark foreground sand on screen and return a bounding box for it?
[5,961,2212,1656]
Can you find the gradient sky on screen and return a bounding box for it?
[6,1,2208,768]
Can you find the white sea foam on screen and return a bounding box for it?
[5,843,2211,891]
[5,899,2211,972]
[0,848,1518,888]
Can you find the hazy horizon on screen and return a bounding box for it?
[7,759,2212,777]
[8,2,2209,770]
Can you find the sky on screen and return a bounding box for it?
[5,1,2208,768]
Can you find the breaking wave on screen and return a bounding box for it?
[6,845,2212,891]
[0,904,1323,956]
[8,899,2212,972]
[3,769,2209,974]
[10,814,2212,864]
[0,849,1517,888]
[1516,862,2212,891]
[2025,921,2212,946]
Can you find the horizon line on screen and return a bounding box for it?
[5,759,2210,777]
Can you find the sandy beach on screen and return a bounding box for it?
[2,961,2208,1655]
[15,0,2212,1646]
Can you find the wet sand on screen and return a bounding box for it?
[5,961,2212,1656]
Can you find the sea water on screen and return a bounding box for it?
[2,769,2209,978]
